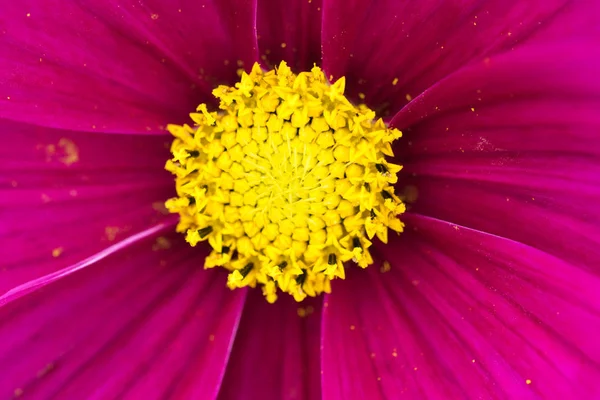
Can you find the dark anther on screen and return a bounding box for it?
[370,210,376,219]
[187,196,196,205]
[184,168,198,177]
[375,163,388,174]
[221,246,231,254]
[198,226,213,238]
[352,237,362,249]
[295,269,307,286]
[278,261,288,270]
[231,249,239,261]
[328,253,337,265]
[240,262,254,278]
[381,190,393,200]
[186,150,200,157]
[364,182,371,192]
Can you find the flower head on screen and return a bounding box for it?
[166,61,404,301]
[1,0,600,399]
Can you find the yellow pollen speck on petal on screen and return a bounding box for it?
[405,94,412,101]
[57,138,79,165]
[105,226,120,242]
[152,236,171,251]
[52,247,63,257]
[526,379,532,385]
[380,260,391,273]
[281,42,287,48]
[165,61,404,302]
[36,363,55,378]
[392,77,398,85]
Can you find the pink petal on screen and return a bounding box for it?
[321,0,599,116]
[256,0,322,71]
[1,120,173,295]
[0,232,245,399]
[392,41,600,270]
[0,0,258,133]
[218,290,322,400]
[321,214,600,399]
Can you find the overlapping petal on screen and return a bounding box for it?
[0,232,245,399]
[0,0,258,133]
[0,120,173,295]
[321,0,599,116]
[321,214,600,399]
[218,291,322,400]
[393,41,600,271]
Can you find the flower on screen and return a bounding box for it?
[1,0,599,399]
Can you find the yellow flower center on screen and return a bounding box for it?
[165,62,405,303]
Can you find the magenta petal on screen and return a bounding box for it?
[392,42,600,270]
[321,0,599,115]
[218,290,322,400]
[256,0,322,71]
[321,215,600,399]
[0,0,258,133]
[0,233,245,399]
[1,121,173,295]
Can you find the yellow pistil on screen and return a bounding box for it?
[165,61,405,302]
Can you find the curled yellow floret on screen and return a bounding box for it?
[165,61,405,302]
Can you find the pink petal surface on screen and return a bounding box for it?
[0,120,173,295]
[218,290,322,400]
[0,0,258,133]
[0,221,172,307]
[321,214,600,399]
[392,41,600,271]
[0,232,245,400]
[256,0,322,71]
[321,0,599,116]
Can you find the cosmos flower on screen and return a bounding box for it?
[1,0,600,398]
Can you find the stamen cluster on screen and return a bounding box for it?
[166,62,404,302]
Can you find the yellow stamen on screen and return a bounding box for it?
[165,61,405,302]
